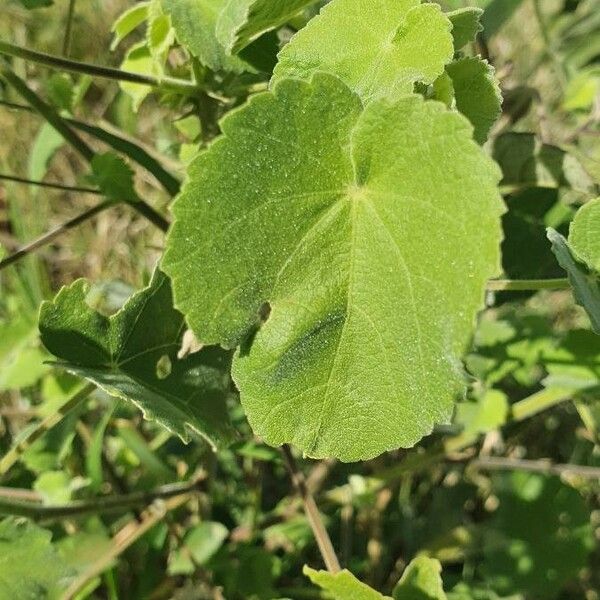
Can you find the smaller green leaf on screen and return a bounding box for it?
[454,390,509,438]
[185,521,229,564]
[570,198,600,273]
[548,228,600,334]
[111,2,150,50]
[304,566,390,600]
[447,7,483,50]
[39,270,236,449]
[273,0,454,103]
[90,152,139,204]
[45,73,74,113]
[119,42,160,110]
[393,556,447,600]
[445,57,501,144]
[0,518,74,599]
[216,0,316,53]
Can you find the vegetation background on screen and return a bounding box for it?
[0,0,599,599]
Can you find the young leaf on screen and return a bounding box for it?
[39,270,236,449]
[273,0,454,104]
[304,566,389,600]
[444,57,502,145]
[569,198,600,273]
[161,0,248,73]
[393,556,447,600]
[548,228,600,334]
[90,152,139,204]
[163,74,504,461]
[111,2,151,50]
[0,518,75,599]
[216,0,316,54]
[447,7,483,51]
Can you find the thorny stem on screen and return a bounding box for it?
[0,40,199,95]
[281,444,341,573]
[0,201,113,272]
[0,383,96,476]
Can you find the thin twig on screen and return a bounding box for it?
[0,201,113,271]
[61,494,192,599]
[0,172,101,194]
[461,456,600,479]
[0,39,198,95]
[487,278,571,292]
[62,0,77,57]
[0,478,204,520]
[0,383,96,475]
[281,445,341,573]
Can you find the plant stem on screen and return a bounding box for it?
[0,383,96,476]
[511,387,572,422]
[0,478,203,519]
[486,278,571,291]
[63,0,77,57]
[0,201,113,272]
[1,64,171,231]
[0,40,198,95]
[462,456,600,479]
[61,494,192,599]
[281,445,341,573]
[0,172,101,194]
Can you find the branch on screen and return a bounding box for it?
[0,40,198,95]
[0,478,203,520]
[281,444,341,573]
[0,172,101,195]
[0,201,113,272]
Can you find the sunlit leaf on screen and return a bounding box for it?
[393,556,447,600]
[273,0,454,104]
[163,74,504,461]
[304,566,389,600]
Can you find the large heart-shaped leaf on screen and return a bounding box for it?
[272,0,454,104]
[163,74,503,461]
[216,0,317,54]
[39,270,235,449]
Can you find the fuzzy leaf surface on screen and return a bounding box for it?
[445,57,502,144]
[39,270,235,448]
[304,566,389,600]
[163,74,503,461]
[217,0,316,53]
[272,0,454,103]
[570,198,600,273]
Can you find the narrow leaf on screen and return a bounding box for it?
[39,270,236,449]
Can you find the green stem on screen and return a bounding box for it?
[63,0,77,57]
[0,172,101,194]
[0,383,96,476]
[1,64,171,231]
[282,445,341,574]
[0,40,198,95]
[0,201,113,272]
[486,278,571,292]
[511,387,572,422]
[462,456,600,479]
[0,479,202,519]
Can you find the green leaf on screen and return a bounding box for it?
[492,133,596,193]
[119,42,160,110]
[28,122,65,181]
[45,73,74,113]
[482,473,594,598]
[447,7,483,50]
[445,57,501,144]
[90,152,139,204]
[393,556,447,600]
[570,198,600,273]
[0,518,74,599]
[111,2,150,50]
[304,566,390,600]
[161,0,248,73]
[216,0,316,53]
[273,0,454,104]
[39,270,236,449]
[454,390,509,438]
[163,74,504,461]
[548,228,600,334]
[481,0,525,38]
